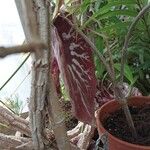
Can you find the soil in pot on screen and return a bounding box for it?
[103,104,150,146]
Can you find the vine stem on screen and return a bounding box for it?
[0,53,30,91]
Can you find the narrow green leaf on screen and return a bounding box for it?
[101,22,129,35]
[114,63,134,83]
[98,10,137,19]
[95,55,105,78]
[97,0,137,15]
[84,8,137,27]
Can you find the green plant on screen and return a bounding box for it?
[5,96,24,115]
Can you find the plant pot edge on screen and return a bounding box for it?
[95,96,150,150]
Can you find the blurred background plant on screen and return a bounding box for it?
[4,95,24,115]
[0,95,24,135]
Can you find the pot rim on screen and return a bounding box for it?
[95,96,150,149]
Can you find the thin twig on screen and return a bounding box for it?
[123,102,137,138]
[10,70,31,97]
[0,99,16,114]
[120,3,150,83]
[104,37,115,81]
[0,53,30,91]
[15,141,33,150]
[0,42,46,58]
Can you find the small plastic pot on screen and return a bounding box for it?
[95,96,150,150]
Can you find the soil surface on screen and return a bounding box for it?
[103,104,150,146]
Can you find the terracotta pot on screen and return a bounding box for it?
[95,96,150,150]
